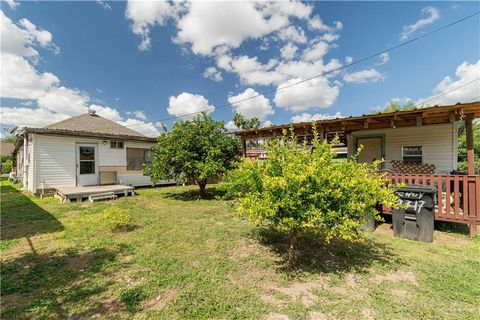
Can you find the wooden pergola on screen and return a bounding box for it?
[234,102,480,236]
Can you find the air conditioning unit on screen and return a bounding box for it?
[100,171,117,185]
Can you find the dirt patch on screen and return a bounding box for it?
[259,294,284,306]
[391,289,409,297]
[309,311,329,320]
[345,274,359,288]
[267,282,321,307]
[143,287,179,310]
[229,239,266,260]
[263,313,290,320]
[362,308,375,319]
[373,271,418,286]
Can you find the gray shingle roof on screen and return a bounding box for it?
[46,112,145,137]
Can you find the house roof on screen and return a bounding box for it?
[234,101,480,139]
[1,141,14,156]
[46,111,146,137]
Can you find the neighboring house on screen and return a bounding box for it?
[234,101,480,236]
[12,110,165,195]
[1,141,14,157]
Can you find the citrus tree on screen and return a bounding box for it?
[148,113,241,198]
[223,126,398,262]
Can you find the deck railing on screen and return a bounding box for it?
[382,173,480,235]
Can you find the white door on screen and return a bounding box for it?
[77,144,98,186]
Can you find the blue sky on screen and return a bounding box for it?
[1,1,479,137]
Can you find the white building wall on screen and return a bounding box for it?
[349,123,457,174]
[27,135,35,192]
[34,134,162,189]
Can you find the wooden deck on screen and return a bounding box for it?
[55,185,135,203]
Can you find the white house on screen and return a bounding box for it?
[12,110,166,195]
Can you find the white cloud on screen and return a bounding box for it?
[96,0,111,11]
[3,0,19,10]
[343,68,386,84]
[89,104,122,121]
[276,26,307,43]
[417,59,480,106]
[228,88,274,120]
[318,33,339,42]
[400,6,440,41]
[1,53,60,99]
[125,0,181,51]
[37,86,89,116]
[127,110,147,120]
[0,106,69,128]
[203,66,223,82]
[119,118,160,137]
[308,15,330,32]
[280,43,298,60]
[302,41,330,62]
[274,77,340,112]
[291,111,343,123]
[345,56,353,64]
[262,120,273,128]
[375,52,390,66]
[126,1,315,54]
[167,92,214,119]
[225,120,238,131]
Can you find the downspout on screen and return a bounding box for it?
[23,132,28,189]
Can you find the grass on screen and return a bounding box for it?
[1,178,479,319]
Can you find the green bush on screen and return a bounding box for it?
[101,206,132,231]
[1,158,12,174]
[224,126,398,262]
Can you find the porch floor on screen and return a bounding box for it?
[55,184,135,202]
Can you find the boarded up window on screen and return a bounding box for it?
[126,148,152,171]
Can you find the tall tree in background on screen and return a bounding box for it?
[148,113,241,198]
[380,101,417,113]
[458,121,480,174]
[233,112,261,130]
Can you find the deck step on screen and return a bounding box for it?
[88,192,118,202]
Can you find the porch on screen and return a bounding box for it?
[383,173,480,236]
[55,184,135,203]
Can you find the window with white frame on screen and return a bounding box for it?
[402,146,423,163]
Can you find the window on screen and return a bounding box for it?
[126,148,151,170]
[110,141,124,149]
[79,146,95,174]
[402,146,423,163]
[326,132,347,147]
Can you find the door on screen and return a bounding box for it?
[77,144,98,186]
[356,137,383,164]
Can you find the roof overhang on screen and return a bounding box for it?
[234,101,480,139]
[12,127,157,154]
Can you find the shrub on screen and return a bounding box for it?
[101,206,132,231]
[224,126,398,263]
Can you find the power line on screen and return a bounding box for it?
[414,77,480,107]
[144,10,479,125]
[65,10,480,132]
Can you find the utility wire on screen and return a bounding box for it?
[414,77,480,107]
[75,10,478,132]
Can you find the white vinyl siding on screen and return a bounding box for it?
[34,135,156,189]
[27,137,35,192]
[350,123,457,174]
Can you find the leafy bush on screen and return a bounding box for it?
[224,126,398,263]
[101,206,132,231]
[1,158,12,174]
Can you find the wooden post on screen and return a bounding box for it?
[242,138,247,157]
[465,115,475,175]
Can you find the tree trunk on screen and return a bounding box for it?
[198,179,208,199]
[287,229,299,267]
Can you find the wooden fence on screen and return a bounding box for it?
[382,173,480,236]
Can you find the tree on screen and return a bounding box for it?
[457,121,480,174]
[380,101,417,114]
[148,113,241,198]
[223,126,398,264]
[233,112,260,130]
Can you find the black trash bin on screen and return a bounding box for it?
[392,185,436,242]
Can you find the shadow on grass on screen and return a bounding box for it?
[1,248,123,319]
[1,184,64,241]
[254,226,397,275]
[162,185,226,201]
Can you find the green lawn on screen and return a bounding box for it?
[1,179,479,319]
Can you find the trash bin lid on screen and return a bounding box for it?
[395,184,436,193]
